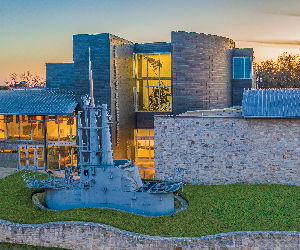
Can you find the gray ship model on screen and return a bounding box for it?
[23,97,184,216]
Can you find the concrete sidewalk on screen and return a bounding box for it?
[0,167,18,179]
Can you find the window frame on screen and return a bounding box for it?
[134,52,172,112]
[233,57,252,79]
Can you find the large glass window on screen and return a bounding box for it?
[47,145,77,170]
[0,114,76,142]
[233,57,252,79]
[0,115,6,139]
[134,129,155,179]
[20,116,32,140]
[6,115,19,140]
[46,115,76,142]
[31,116,44,141]
[46,116,58,141]
[135,53,172,111]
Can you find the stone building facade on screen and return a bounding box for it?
[45,31,254,177]
[155,106,300,185]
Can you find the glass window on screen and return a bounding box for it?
[147,54,160,77]
[134,129,155,179]
[59,122,71,141]
[148,87,159,111]
[233,57,252,79]
[245,57,251,78]
[135,129,154,162]
[19,146,26,167]
[47,145,59,169]
[47,116,58,141]
[72,146,77,167]
[135,53,172,112]
[159,53,171,77]
[69,117,76,142]
[60,146,71,170]
[27,146,35,167]
[20,116,31,140]
[136,54,148,78]
[31,116,44,141]
[37,146,44,168]
[6,115,19,140]
[0,116,6,139]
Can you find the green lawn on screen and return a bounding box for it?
[1,170,300,237]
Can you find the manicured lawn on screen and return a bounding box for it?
[1,170,300,237]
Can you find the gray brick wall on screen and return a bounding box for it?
[46,63,74,89]
[73,33,134,159]
[171,31,235,115]
[232,48,254,106]
[73,34,111,111]
[135,42,172,53]
[110,41,135,159]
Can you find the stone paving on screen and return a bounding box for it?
[0,167,18,179]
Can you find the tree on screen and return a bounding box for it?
[256,52,300,89]
[5,71,46,89]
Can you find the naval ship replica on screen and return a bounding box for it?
[23,95,184,216]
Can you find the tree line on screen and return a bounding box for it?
[256,52,300,89]
[4,71,45,89]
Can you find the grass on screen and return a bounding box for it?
[1,170,300,237]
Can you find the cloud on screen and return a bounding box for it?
[261,11,300,17]
[236,40,300,46]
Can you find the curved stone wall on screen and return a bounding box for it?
[171,31,235,115]
[0,219,299,249]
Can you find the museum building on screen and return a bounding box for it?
[0,31,254,176]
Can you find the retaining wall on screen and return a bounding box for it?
[1,219,300,249]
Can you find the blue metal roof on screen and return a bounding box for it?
[242,89,300,118]
[0,89,77,115]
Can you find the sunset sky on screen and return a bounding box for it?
[1,0,300,85]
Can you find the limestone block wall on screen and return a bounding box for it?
[1,219,300,249]
[171,31,235,115]
[155,116,300,185]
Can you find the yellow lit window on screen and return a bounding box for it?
[135,53,172,111]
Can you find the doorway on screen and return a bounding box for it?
[19,145,45,170]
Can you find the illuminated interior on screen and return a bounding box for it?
[135,53,172,111]
[0,115,76,142]
[134,129,155,179]
[47,145,77,171]
[0,114,77,170]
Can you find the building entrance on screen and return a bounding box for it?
[18,145,45,170]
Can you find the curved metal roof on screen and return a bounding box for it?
[242,89,300,118]
[0,89,77,115]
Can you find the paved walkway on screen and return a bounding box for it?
[0,167,18,179]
